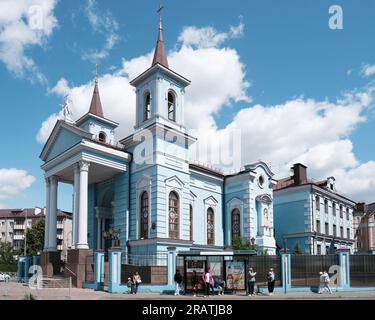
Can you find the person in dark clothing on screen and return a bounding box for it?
[191,270,199,297]
[174,269,183,296]
[266,268,275,296]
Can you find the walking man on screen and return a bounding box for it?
[133,271,142,294]
[318,271,324,294]
[267,268,275,296]
[174,269,183,296]
[322,270,332,294]
[247,268,256,296]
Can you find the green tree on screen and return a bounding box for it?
[0,242,15,265]
[20,219,45,256]
[293,242,302,255]
[232,237,257,250]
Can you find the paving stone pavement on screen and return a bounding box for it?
[1,282,375,300]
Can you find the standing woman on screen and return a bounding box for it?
[202,268,213,297]
[247,268,257,296]
[133,271,142,294]
[267,268,275,296]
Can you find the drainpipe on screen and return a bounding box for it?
[310,185,314,255]
[125,152,133,263]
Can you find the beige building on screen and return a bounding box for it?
[0,208,72,261]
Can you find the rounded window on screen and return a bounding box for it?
[258,175,265,188]
[98,132,106,143]
[168,92,176,122]
[144,92,151,121]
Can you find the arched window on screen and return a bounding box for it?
[140,192,149,239]
[189,205,193,241]
[168,92,176,122]
[98,132,106,143]
[144,92,151,121]
[169,191,179,239]
[207,208,215,245]
[231,209,240,244]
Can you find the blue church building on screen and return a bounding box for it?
[39,15,277,269]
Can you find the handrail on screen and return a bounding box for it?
[65,266,77,278]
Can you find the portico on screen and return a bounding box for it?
[41,141,130,253]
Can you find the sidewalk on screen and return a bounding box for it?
[1,282,375,300]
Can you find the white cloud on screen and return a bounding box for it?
[361,64,375,78]
[0,0,58,83]
[178,17,244,49]
[39,20,250,145]
[81,0,119,62]
[38,20,375,202]
[0,168,35,200]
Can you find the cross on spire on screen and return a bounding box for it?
[152,4,169,68]
[95,63,99,83]
[157,4,164,30]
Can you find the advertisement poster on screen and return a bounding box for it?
[226,261,245,290]
[186,260,205,273]
[209,262,222,277]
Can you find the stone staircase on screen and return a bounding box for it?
[41,274,73,289]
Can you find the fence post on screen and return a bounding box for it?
[108,249,123,293]
[337,250,350,290]
[94,251,105,291]
[167,247,177,287]
[281,253,291,293]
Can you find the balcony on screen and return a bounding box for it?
[57,234,64,240]
[13,225,25,230]
[13,234,24,240]
[57,245,63,250]
[57,223,64,229]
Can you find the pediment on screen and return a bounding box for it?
[40,120,93,162]
[165,175,184,189]
[256,194,273,205]
[204,195,218,206]
[137,175,152,189]
[227,197,243,207]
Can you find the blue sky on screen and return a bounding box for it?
[0,0,374,211]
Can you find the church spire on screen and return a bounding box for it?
[89,64,104,118]
[152,4,169,68]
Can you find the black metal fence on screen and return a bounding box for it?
[291,255,339,288]
[245,255,282,288]
[121,252,168,285]
[349,255,375,287]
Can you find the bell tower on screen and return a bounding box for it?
[130,6,191,134]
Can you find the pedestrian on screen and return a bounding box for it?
[202,268,213,297]
[126,277,134,294]
[247,267,256,296]
[133,271,142,294]
[174,269,183,296]
[191,270,199,297]
[266,268,275,296]
[318,271,324,294]
[322,270,332,294]
[214,276,225,296]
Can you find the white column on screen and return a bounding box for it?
[72,163,80,249]
[97,217,101,250]
[44,177,51,251]
[48,176,58,251]
[76,161,90,249]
